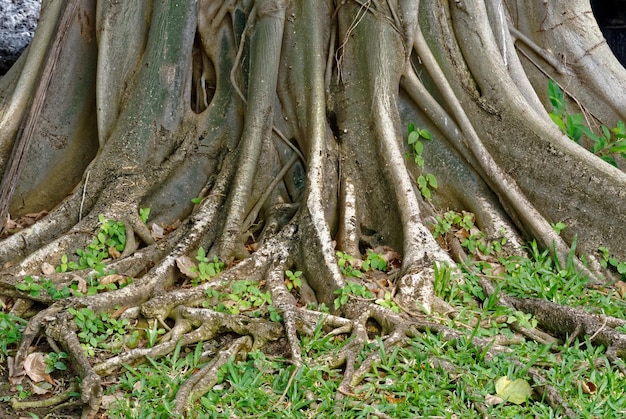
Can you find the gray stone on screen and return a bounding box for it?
[0,0,41,74]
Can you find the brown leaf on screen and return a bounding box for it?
[485,394,504,405]
[23,352,50,383]
[615,281,626,299]
[30,381,52,395]
[41,262,56,276]
[454,228,470,241]
[581,380,597,394]
[151,223,165,240]
[109,246,121,259]
[99,274,126,286]
[176,255,198,279]
[75,276,88,294]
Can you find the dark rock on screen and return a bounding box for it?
[0,0,41,75]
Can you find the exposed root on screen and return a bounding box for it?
[2,1,626,417]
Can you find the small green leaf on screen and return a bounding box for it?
[408,131,420,145]
[426,173,438,188]
[418,129,432,140]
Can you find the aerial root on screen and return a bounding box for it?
[174,335,252,415]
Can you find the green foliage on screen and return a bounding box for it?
[548,80,626,167]
[285,270,302,291]
[598,246,626,280]
[15,275,43,297]
[336,250,388,279]
[139,207,151,224]
[191,247,224,286]
[203,279,273,317]
[146,322,166,348]
[57,215,126,274]
[431,210,506,258]
[0,312,27,362]
[431,210,474,237]
[68,307,132,356]
[407,123,438,199]
[375,291,401,313]
[106,341,205,418]
[333,281,374,310]
[336,251,363,278]
[45,351,69,373]
[362,250,387,272]
[552,221,567,235]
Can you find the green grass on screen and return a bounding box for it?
[3,213,626,418]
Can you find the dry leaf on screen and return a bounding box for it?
[101,393,125,409]
[23,352,50,383]
[615,281,626,299]
[41,262,56,275]
[75,276,88,294]
[485,394,504,405]
[176,255,198,279]
[109,246,121,259]
[454,228,470,241]
[151,223,165,240]
[100,274,126,286]
[581,380,597,394]
[30,381,52,395]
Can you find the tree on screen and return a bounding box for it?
[1,0,626,416]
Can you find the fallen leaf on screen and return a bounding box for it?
[23,352,50,383]
[495,376,531,404]
[151,223,165,240]
[75,275,88,293]
[99,274,126,286]
[176,255,198,279]
[615,281,626,299]
[41,262,56,275]
[485,394,504,405]
[101,393,125,409]
[581,380,597,394]
[30,381,52,395]
[109,246,121,259]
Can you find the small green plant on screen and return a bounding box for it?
[0,312,28,361]
[45,351,69,373]
[192,247,224,286]
[336,251,363,278]
[333,281,374,310]
[68,307,132,355]
[139,207,151,224]
[552,221,567,235]
[598,246,626,280]
[431,210,474,237]
[362,250,387,272]
[285,270,302,291]
[57,215,126,275]
[146,322,166,348]
[375,292,401,313]
[505,310,538,330]
[204,279,272,317]
[407,123,438,199]
[15,275,43,297]
[548,80,626,167]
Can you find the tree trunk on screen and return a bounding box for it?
[1,0,626,416]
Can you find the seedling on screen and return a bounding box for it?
[45,352,69,373]
[192,247,224,286]
[407,123,438,199]
[333,281,374,310]
[548,80,626,166]
[285,270,302,291]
